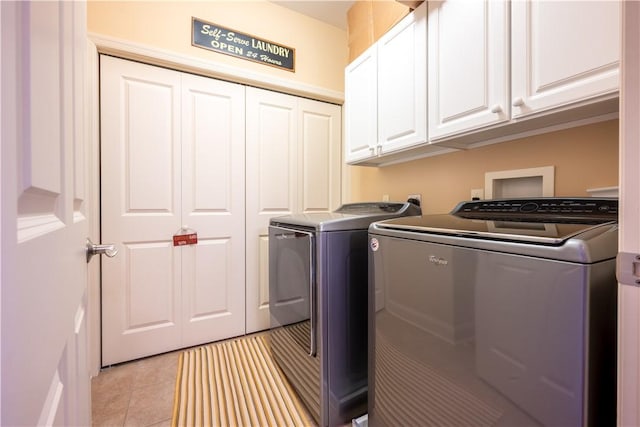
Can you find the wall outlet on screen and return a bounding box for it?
[407,194,422,206]
[471,188,484,200]
[382,194,390,202]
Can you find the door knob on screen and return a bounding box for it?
[512,97,525,107]
[86,238,118,263]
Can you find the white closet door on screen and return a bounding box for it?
[101,57,247,364]
[101,56,183,365]
[180,73,246,347]
[246,87,298,333]
[298,98,342,214]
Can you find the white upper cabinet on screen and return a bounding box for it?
[427,0,620,144]
[511,1,620,118]
[346,0,621,164]
[344,2,447,165]
[344,45,378,163]
[428,0,510,139]
[377,1,427,154]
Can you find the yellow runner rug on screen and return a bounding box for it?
[171,334,315,427]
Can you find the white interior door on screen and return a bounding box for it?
[180,73,245,348]
[101,56,182,365]
[246,87,298,333]
[100,56,245,365]
[1,1,91,425]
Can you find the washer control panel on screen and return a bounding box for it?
[454,198,618,220]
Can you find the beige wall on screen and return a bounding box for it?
[348,119,619,214]
[347,0,409,61]
[87,1,348,93]
[87,2,619,215]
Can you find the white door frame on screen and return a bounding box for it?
[89,34,343,104]
[87,39,102,377]
[618,2,640,425]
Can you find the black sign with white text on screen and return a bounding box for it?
[192,18,295,72]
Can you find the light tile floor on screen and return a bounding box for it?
[91,337,344,427]
[91,350,181,427]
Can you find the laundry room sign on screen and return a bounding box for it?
[173,227,198,246]
[192,17,295,72]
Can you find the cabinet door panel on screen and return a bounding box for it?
[428,0,509,139]
[344,46,377,164]
[511,1,620,117]
[377,2,427,153]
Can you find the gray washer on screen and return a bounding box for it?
[270,201,422,231]
[368,198,617,427]
[268,201,421,427]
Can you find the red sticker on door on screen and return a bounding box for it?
[173,233,198,246]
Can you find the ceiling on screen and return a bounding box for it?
[270,1,355,30]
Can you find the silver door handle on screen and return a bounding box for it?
[308,234,317,357]
[86,238,118,262]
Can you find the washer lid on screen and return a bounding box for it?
[270,202,421,231]
[371,214,616,245]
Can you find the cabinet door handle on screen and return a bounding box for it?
[512,97,525,107]
[491,104,503,114]
[369,146,376,154]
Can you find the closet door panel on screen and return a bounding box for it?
[181,73,246,347]
[101,57,247,364]
[100,56,182,365]
[246,87,298,333]
[299,98,342,213]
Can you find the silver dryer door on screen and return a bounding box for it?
[269,225,316,356]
